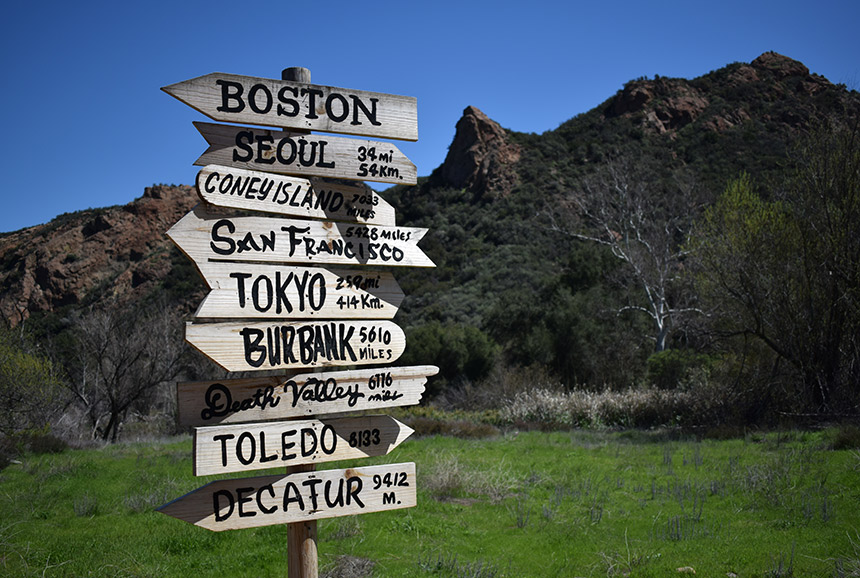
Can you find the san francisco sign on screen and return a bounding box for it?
[162,73,418,141]
[167,205,434,268]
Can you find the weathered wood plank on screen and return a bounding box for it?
[185,319,405,372]
[158,462,417,531]
[196,165,395,226]
[192,262,404,320]
[167,205,434,268]
[162,72,418,141]
[193,415,413,476]
[194,122,417,185]
[177,365,438,427]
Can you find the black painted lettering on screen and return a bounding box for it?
[257,484,277,515]
[277,86,300,117]
[236,487,256,517]
[301,88,324,119]
[241,327,266,368]
[351,96,381,126]
[248,83,273,114]
[213,489,235,521]
[210,219,236,256]
[213,433,234,467]
[230,272,252,308]
[236,432,256,465]
[216,80,245,113]
[233,131,254,162]
[325,93,350,123]
[255,134,276,165]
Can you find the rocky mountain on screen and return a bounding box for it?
[1,52,858,360]
[0,185,199,326]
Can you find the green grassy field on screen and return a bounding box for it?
[1,427,859,577]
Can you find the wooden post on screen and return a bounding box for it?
[283,65,317,578]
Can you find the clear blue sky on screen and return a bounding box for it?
[1,0,858,233]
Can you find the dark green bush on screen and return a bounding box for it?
[400,322,498,397]
[646,349,713,389]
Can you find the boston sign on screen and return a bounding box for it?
[162,72,418,141]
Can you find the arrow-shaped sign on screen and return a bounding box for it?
[194,122,417,185]
[185,319,405,372]
[192,261,404,320]
[177,365,438,427]
[167,205,435,268]
[196,165,395,226]
[193,415,413,476]
[162,73,418,141]
[158,462,417,531]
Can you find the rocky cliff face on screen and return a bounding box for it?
[604,52,842,136]
[436,106,521,198]
[0,185,197,325]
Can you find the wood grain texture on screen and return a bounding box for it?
[193,415,413,476]
[176,365,438,427]
[192,262,404,320]
[194,122,417,185]
[196,165,396,226]
[162,72,417,141]
[167,205,434,268]
[158,462,417,531]
[184,319,406,372]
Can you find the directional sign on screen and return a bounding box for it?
[193,415,413,476]
[194,121,417,185]
[177,365,439,427]
[196,165,395,225]
[167,205,434,268]
[158,462,417,531]
[193,261,404,320]
[162,73,418,141]
[185,319,405,372]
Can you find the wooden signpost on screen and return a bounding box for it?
[162,72,418,141]
[193,415,413,475]
[167,205,434,268]
[196,165,396,225]
[176,365,439,427]
[194,121,417,185]
[192,262,405,320]
[184,319,406,372]
[159,66,433,578]
[159,462,417,531]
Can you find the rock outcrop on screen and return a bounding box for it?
[0,185,197,325]
[437,106,521,198]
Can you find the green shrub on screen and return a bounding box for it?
[646,349,713,389]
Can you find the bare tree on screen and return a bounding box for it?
[552,157,703,352]
[65,302,187,441]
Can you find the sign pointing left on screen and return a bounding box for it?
[167,205,435,268]
[162,72,418,141]
[158,462,416,531]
